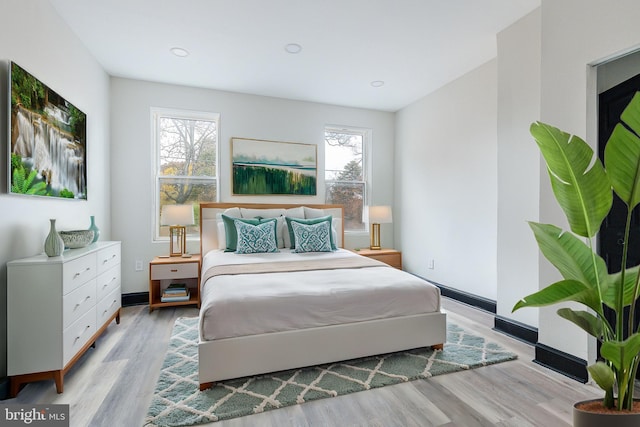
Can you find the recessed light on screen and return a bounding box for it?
[370,80,385,88]
[170,47,189,57]
[284,43,302,54]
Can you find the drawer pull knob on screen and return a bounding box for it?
[75,325,91,341]
[75,296,91,308]
[103,254,117,264]
[171,269,178,272]
[74,267,91,278]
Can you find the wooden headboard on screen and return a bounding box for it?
[199,203,345,255]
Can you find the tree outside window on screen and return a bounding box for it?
[154,109,219,240]
[325,128,367,231]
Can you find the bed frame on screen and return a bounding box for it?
[198,202,447,390]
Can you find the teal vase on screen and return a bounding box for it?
[44,219,64,257]
[89,215,100,243]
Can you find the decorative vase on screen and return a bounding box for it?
[88,215,100,243]
[44,219,64,257]
[573,399,640,427]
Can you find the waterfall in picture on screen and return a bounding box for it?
[12,106,86,199]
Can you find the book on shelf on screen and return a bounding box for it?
[163,290,188,297]
[161,290,190,303]
[166,283,186,291]
[164,287,188,294]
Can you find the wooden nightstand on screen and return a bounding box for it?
[149,254,201,312]
[353,248,402,269]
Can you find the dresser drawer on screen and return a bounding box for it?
[97,245,120,275]
[62,279,97,329]
[63,253,97,294]
[97,265,120,301]
[151,262,198,280]
[97,288,121,326]
[63,307,96,366]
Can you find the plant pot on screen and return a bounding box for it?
[573,399,640,427]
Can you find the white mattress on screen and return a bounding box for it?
[199,249,441,341]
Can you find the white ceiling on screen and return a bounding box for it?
[49,0,540,112]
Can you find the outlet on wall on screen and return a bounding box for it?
[428,259,435,269]
[135,260,143,271]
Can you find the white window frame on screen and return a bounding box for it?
[151,107,220,242]
[324,125,371,234]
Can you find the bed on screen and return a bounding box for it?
[198,202,446,390]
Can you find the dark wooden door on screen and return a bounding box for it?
[598,73,640,366]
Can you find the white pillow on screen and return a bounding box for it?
[223,207,242,217]
[240,208,286,218]
[216,222,226,250]
[303,206,326,218]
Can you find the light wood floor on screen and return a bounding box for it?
[7,298,635,427]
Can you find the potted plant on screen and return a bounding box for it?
[512,92,640,426]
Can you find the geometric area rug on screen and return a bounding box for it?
[144,317,517,426]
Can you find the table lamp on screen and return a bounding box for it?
[161,204,194,256]
[365,205,393,250]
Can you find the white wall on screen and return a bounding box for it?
[0,0,111,377]
[537,0,640,361]
[495,9,541,327]
[395,59,498,300]
[110,78,396,294]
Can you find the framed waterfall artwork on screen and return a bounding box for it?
[231,137,317,195]
[9,61,87,199]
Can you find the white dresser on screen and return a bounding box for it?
[7,241,121,396]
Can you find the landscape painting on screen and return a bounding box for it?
[9,62,87,199]
[232,138,316,195]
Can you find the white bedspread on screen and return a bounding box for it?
[199,249,441,341]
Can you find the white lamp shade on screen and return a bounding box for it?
[161,204,194,226]
[365,205,393,224]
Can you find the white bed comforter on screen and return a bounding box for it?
[199,249,441,341]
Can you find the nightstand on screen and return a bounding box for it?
[149,254,201,312]
[353,248,402,269]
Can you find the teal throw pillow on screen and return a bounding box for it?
[291,220,333,253]
[285,215,336,250]
[234,219,279,254]
[222,215,277,252]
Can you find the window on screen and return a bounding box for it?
[153,108,219,241]
[324,127,369,232]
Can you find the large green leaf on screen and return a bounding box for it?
[606,91,640,210]
[587,361,615,393]
[604,266,640,309]
[528,222,609,299]
[531,122,612,238]
[601,334,640,372]
[512,279,602,315]
[605,123,640,210]
[600,333,640,408]
[557,308,605,339]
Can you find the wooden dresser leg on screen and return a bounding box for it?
[9,378,21,398]
[431,343,444,350]
[200,382,214,391]
[116,309,121,324]
[53,371,64,394]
